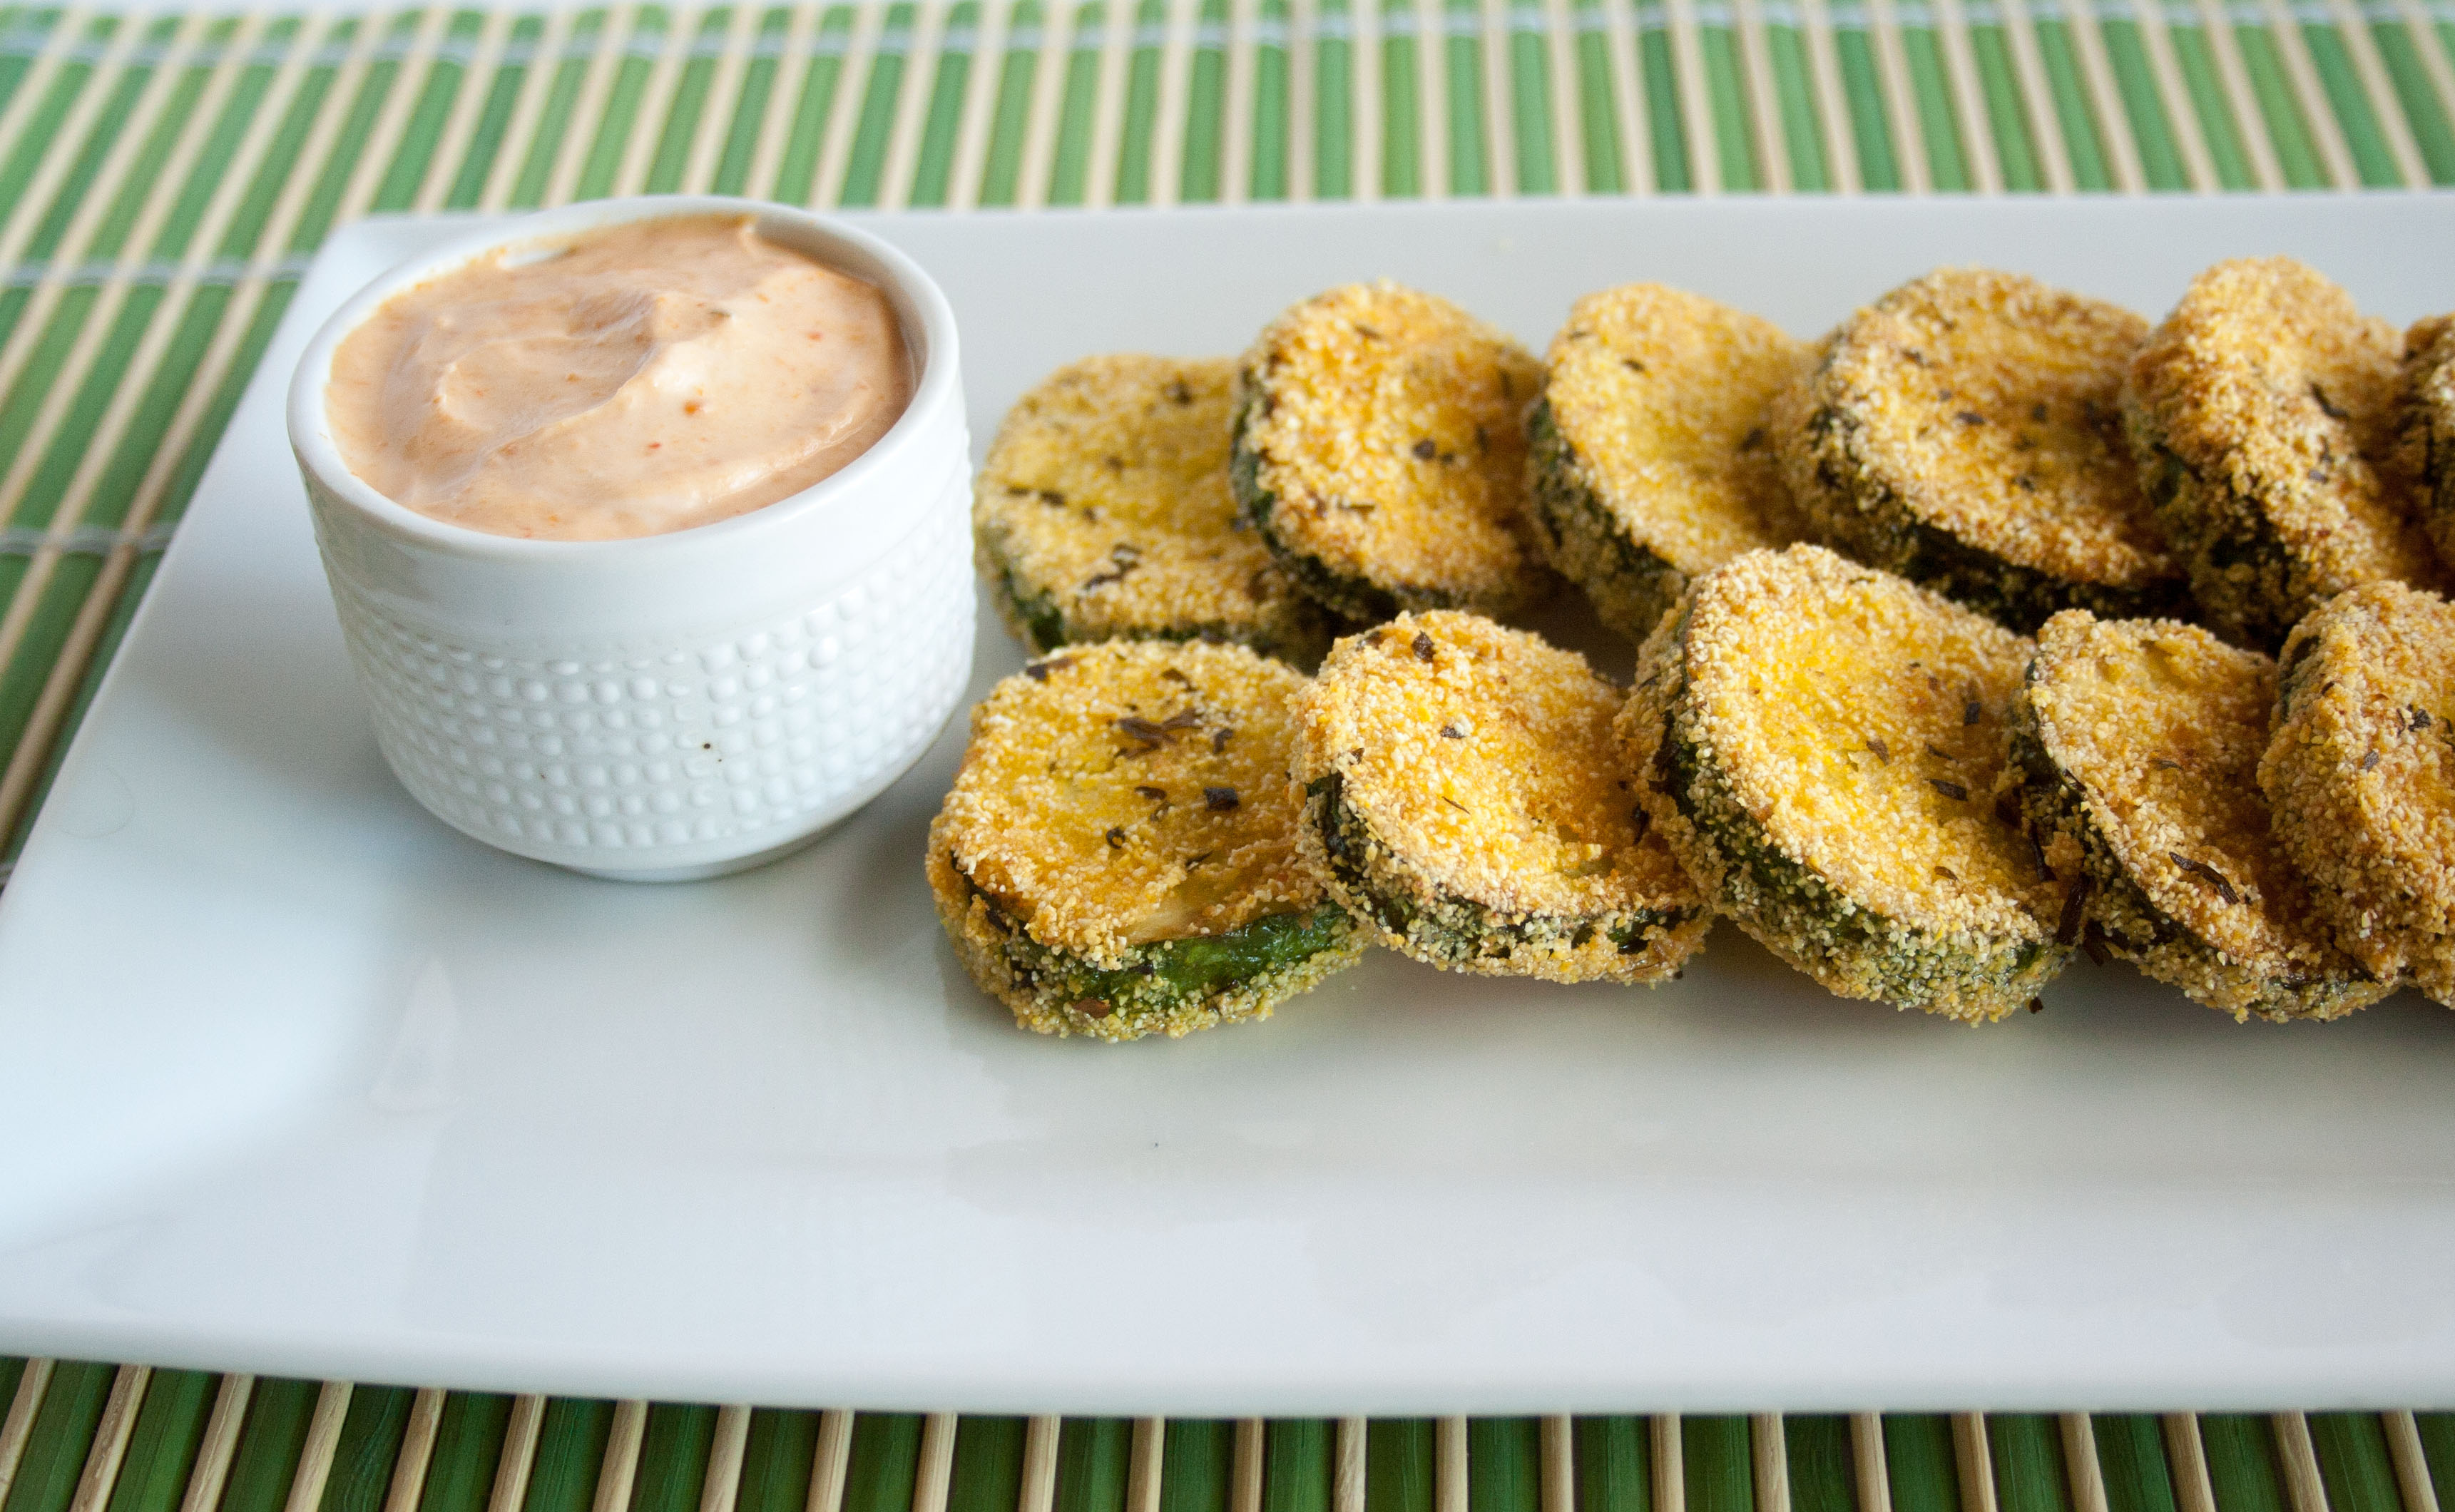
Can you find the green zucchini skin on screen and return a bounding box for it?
[1230,392,1451,624]
[976,530,1337,668]
[2121,408,2307,653]
[1630,596,2068,1019]
[1797,402,2192,636]
[1302,770,1699,971]
[1523,398,1689,641]
[941,853,1363,1038]
[2006,705,2378,1023]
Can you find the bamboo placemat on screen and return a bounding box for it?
[0,1364,2450,1512]
[1,0,2454,1466]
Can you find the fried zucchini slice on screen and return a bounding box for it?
[1620,544,2070,1020]
[2125,256,2441,652]
[2260,580,2455,1006]
[974,354,1337,665]
[1232,281,1551,622]
[1526,285,1814,641]
[1774,267,2185,634]
[1294,611,1708,981]
[928,639,1363,1040]
[2012,611,2386,1021]
[2397,313,2455,573]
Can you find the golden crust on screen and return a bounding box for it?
[1621,545,2068,1021]
[1778,268,2178,622]
[932,639,1327,966]
[973,354,1333,663]
[1688,546,2050,932]
[2260,579,2455,1005]
[2398,312,2455,573]
[2125,256,2441,648]
[1295,611,1707,982]
[1235,282,1551,618]
[1530,284,1813,638]
[2019,610,2383,1021]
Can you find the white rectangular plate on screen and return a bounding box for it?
[4,197,2454,1415]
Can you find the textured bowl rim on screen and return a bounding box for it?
[285,194,963,563]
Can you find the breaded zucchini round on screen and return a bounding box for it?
[2012,611,2385,1021]
[928,640,1363,1040]
[1293,611,1708,981]
[2397,313,2455,572]
[2260,579,2455,1006]
[2125,256,2441,652]
[974,354,1337,665]
[1231,282,1551,622]
[1526,285,1814,641]
[1620,544,2070,1021]
[1773,268,2184,635]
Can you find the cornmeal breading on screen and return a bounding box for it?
[929,639,1362,1039]
[2013,611,2385,1021]
[2126,256,2441,651]
[2397,313,2455,574]
[1775,268,2184,633]
[1295,611,1708,982]
[2260,579,2455,1006]
[974,354,1337,665]
[1620,543,2071,1020]
[1232,282,1551,622]
[1526,284,1815,640]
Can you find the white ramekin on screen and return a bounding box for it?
[288,196,974,882]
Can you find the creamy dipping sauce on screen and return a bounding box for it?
[327,214,912,541]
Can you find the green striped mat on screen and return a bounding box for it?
[0,0,2452,886]
[1,0,2454,1446]
[0,1364,2452,1512]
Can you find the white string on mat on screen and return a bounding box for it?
[0,11,141,273]
[0,11,213,469]
[0,9,391,854]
